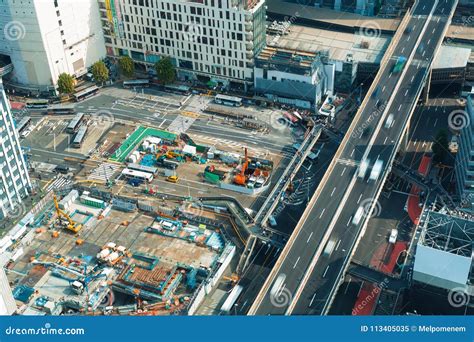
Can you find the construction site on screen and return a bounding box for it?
[1,186,239,316]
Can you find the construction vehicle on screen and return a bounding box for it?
[234,148,249,186]
[53,195,82,233]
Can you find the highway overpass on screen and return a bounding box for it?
[249,0,458,315]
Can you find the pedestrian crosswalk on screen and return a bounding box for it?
[167,115,196,134]
[44,176,73,193]
[88,162,120,182]
[337,158,359,167]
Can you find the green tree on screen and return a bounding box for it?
[432,129,449,163]
[91,61,109,84]
[119,56,135,77]
[57,73,74,94]
[154,57,176,85]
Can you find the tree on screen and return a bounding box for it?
[119,56,134,77]
[154,57,176,85]
[91,61,109,84]
[57,73,74,94]
[432,129,449,163]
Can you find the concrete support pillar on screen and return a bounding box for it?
[422,68,432,104]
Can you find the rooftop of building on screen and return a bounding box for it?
[256,47,318,71]
[433,45,472,69]
[266,0,401,32]
[267,22,391,64]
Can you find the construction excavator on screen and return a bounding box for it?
[234,148,249,186]
[53,195,82,233]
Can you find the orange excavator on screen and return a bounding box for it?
[234,148,249,186]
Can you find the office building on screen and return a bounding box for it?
[98,0,266,89]
[0,79,31,219]
[455,96,474,212]
[0,0,106,94]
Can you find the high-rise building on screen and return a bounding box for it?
[0,79,31,219]
[455,96,474,212]
[98,0,266,89]
[0,0,106,94]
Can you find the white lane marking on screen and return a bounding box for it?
[309,292,317,307]
[398,104,402,111]
[331,187,336,197]
[293,257,300,269]
[351,149,355,157]
[433,118,438,126]
[323,266,330,278]
[405,89,409,96]
[357,193,363,204]
[306,231,313,243]
[347,217,352,226]
[341,167,346,176]
[319,208,326,218]
[382,85,386,92]
[159,119,167,128]
[335,239,341,251]
[384,136,388,144]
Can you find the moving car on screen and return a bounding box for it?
[352,206,365,225]
[369,159,383,182]
[385,114,394,128]
[389,229,398,244]
[358,158,370,180]
[166,175,179,183]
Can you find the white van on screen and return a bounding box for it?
[352,206,365,225]
[358,158,370,180]
[369,159,383,182]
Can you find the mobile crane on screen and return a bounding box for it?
[53,195,82,233]
[234,148,249,186]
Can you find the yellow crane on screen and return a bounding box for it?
[53,195,82,233]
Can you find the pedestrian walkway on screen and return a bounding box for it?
[88,162,120,182]
[167,115,196,134]
[44,176,73,193]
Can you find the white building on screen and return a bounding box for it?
[0,0,106,93]
[98,0,266,89]
[0,79,31,219]
[254,47,335,110]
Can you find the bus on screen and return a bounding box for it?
[123,79,150,88]
[16,116,31,134]
[73,85,99,102]
[393,56,407,73]
[214,94,242,107]
[127,163,158,175]
[162,159,179,170]
[121,168,154,182]
[220,285,243,313]
[26,99,49,109]
[66,112,85,133]
[72,125,88,148]
[164,84,190,95]
[46,104,75,115]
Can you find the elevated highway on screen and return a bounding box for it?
[249,0,458,315]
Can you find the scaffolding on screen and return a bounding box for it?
[419,211,474,258]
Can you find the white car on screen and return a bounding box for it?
[357,158,370,179]
[20,129,31,138]
[385,114,394,128]
[389,229,398,244]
